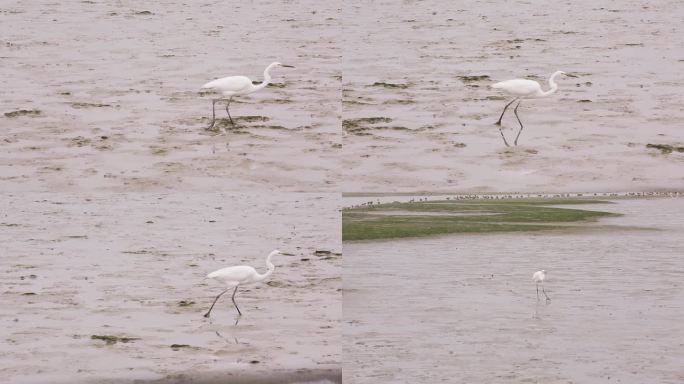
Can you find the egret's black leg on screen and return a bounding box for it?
[496,98,518,125]
[204,288,229,318]
[231,286,242,316]
[513,100,524,146]
[225,97,234,128]
[536,283,540,301]
[207,100,217,131]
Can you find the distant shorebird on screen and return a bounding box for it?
[201,62,294,131]
[204,250,280,321]
[533,269,550,301]
[491,71,566,146]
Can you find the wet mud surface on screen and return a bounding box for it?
[342,0,684,192]
[0,193,341,383]
[1,1,341,192]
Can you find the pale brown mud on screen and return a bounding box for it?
[342,0,684,193]
[0,1,341,192]
[0,193,341,383]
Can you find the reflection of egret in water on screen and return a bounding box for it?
[206,316,241,344]
[533,270,551,301]
[533,300,549,319]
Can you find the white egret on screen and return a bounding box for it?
[204,249,280,318]
[491,70,566,146]
[532,269,550,301]
[201,62,294,131]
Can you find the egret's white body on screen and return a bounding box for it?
[533,269,550,301]
[492,78,554,98]
[202,76,258,98]
[491,70,565,146]
[207,265,267,285]
[204,249,280,319]
[201,62,293,131]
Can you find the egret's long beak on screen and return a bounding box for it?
[565,73,578,78]
[281,64,295,68]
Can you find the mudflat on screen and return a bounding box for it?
[0,192,341,383]
[1,1,341,192]
[342,0,684,192]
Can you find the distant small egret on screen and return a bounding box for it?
[201,62,294,131]
[204,249,280,318]
[491,71,566,146]
[533,269,550,301]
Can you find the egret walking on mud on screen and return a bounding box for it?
[204,250,280,319]
[533,269,551,301]
[201,62,294,131]
[491,70,566,146]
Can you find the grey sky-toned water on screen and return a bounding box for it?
[344,198,684,383]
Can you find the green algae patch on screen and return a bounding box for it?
[170,344,200,351]
[457,75,490,83]
[91,335,140,345]
[235,115,270,123]
[646,143,684,155]
[68,102,111,109]
[343,117,393,134]
[368,82,410,89]
[343,199,620,241]
[4,109,41,118]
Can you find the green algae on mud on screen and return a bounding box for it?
[4,109,41,118]
[646,143,684,155]
[368,81,410,89]
[343,199,620,241]
[177,300,195,307]
[91,335,140,345]
[68,102,112,108]
[457,75,490,83]
[343,117,393,134]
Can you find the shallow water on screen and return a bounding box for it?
[343,197,684,383]
[0,192,341,383]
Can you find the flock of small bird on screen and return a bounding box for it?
[200,63,566,146]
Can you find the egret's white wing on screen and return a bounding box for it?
[201,75,253,93]
[491,79,541,97]
[207,265,255,281]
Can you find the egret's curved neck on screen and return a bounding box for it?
[255,250,277,281]
[540,71,561,97]
[253,64,276,92]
